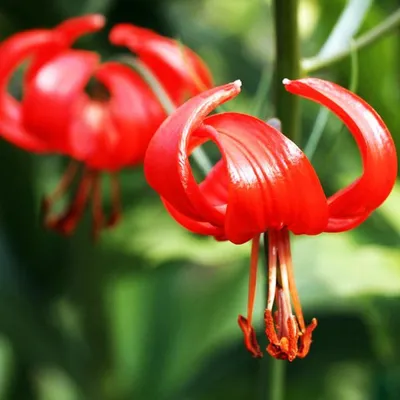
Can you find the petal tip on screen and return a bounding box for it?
[108,25,125,45]
[91,14,106,28]
[282,78,291,85]
[233,79,242,89]
[109,24,146,47]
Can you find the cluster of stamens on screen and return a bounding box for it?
[238,228,317,361]
[41,161,122,239]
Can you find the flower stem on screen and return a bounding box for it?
[302,7,400,73]
[268,358,286,400]
[274,0,301,144]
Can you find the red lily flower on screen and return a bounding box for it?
[144,78,397,361]
[0,14,213,237]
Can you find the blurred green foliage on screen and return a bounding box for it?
[0,0,399,399]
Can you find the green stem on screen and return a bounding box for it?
[303,8,400,73]
[274,0,301,144]
[269,358,285,400]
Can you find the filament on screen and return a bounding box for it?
[281,229,306,332]
[91,172,105,239]
[266,230,277,311]
[276,230,292,313]
[42,160,79,216]
[46,168,94,235]
[246,235,260,325]
[107,172,122,227]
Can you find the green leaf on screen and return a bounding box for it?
[316,0,373,59]
[304,38,359,160]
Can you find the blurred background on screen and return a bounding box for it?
[0,0,400,399]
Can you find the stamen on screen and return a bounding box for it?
[107,173,122,227]
[263,228,317,361]
[264,310,279,346]
[276,230,292,313]
[91,172,105,240]
[238,234,262,358]
[279,228,306,332]
[45,168,94,235]
[265,289,299,361]
[266,231,277,311]
[247,235,260,326]
[297,318,318,358]
[41,161,79,218]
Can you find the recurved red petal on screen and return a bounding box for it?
[22,50,99,154]
[25,15,105,84]
[203,112,328,243]
[91,61,166,169]
[0,30,61,84]
[0,94,47,151]
[55,14,105,44]
[145,82,239,230]
[145,82,329,244]
[161,159,227,239]
[162,198,226,238]
[109,24,213,104]
[284,78,397,232]
[25,14,106,82]
[0,30,63,152]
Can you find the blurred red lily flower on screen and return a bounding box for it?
[144,78,397,361]
[0,14,212,237]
